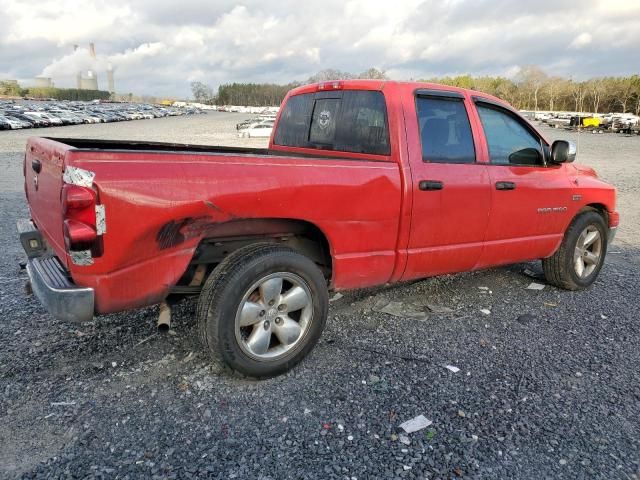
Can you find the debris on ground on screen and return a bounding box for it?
[527,282,546,290]
[544,302,558,307]
[50,401,76,407]
[329,292,343,303]
[445,365,460,373]
[399,433,411,445]
[374,301,428,321]
[426,304,454,313]
[134,333,158,347]
[480,309,491,315]
[182,352,195,363]
[399,414,432,434]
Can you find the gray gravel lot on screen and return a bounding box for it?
[1,113,639,479]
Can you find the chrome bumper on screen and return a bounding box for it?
[18,220,94,323]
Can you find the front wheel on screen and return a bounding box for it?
[543,211,608,290]
[197,243,328,378]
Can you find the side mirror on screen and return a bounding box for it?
[551,140,576,163]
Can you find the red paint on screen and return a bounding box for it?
[23,81,619,316]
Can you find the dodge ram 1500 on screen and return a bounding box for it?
[19,80,619,377]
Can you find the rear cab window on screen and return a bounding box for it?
[273,90,390,156]
[416,94,476,164]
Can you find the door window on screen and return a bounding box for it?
[416,97,476,164]
[477,105,544,166]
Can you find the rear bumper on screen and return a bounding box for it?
[18,219,94,323]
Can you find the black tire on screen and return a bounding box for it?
[542,211,608,290]
[197,243,328,378]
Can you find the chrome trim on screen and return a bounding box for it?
[27,257,95,323]
[18,218,95,323]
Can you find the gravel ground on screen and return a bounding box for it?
[1,114,639,479]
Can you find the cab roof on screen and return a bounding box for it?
[287,80,512,109]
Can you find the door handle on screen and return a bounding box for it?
[495,181,516,190]
[31,159,42,174]
[419,180,444,191]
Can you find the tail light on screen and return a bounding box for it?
[62,184,98,251]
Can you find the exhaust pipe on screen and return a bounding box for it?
[157,301,171,332]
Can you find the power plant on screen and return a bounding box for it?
[35,42,115,93]
[33,77,53,88]
[75,42,113,92]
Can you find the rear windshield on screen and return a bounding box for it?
[274,90,390,155]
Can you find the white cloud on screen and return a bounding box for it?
[570,32,593,49]
[1,0,639,98]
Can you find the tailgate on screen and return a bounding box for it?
[24,138,70,267]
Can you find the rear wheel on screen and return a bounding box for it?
[543,211,608,290]
[197,243,328,378]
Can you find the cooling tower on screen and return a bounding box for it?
[33,77,53,88]
[79,70,99,90]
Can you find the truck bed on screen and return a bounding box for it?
[45,137,270,155]
[25,135,403,314]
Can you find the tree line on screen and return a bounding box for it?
[191,68,387,106]
[0,81,111,101]
[192,66,640,114]
[423,66,640,115]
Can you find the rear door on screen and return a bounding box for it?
[472,100,573,267]
[403,90,491,280]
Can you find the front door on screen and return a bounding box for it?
[403,91,491,280]
[472,102,574,268]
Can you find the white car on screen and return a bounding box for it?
[29,112,63,125]
[0,115,25,129]
[238,121,275,138]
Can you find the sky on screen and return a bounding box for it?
[1,0,639,99]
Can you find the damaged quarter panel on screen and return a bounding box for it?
[65,149,401,314]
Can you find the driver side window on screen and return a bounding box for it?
[477,105,544,166]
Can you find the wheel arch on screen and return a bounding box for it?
[183,218,334,287]
[579,203,609,225]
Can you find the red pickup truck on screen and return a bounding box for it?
[19,80,619,378]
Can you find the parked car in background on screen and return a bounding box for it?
[238,120,275,138]
[0,116,12,130]
[0,100,205,131]
[0,114,26,129]
[4,114,34,128]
